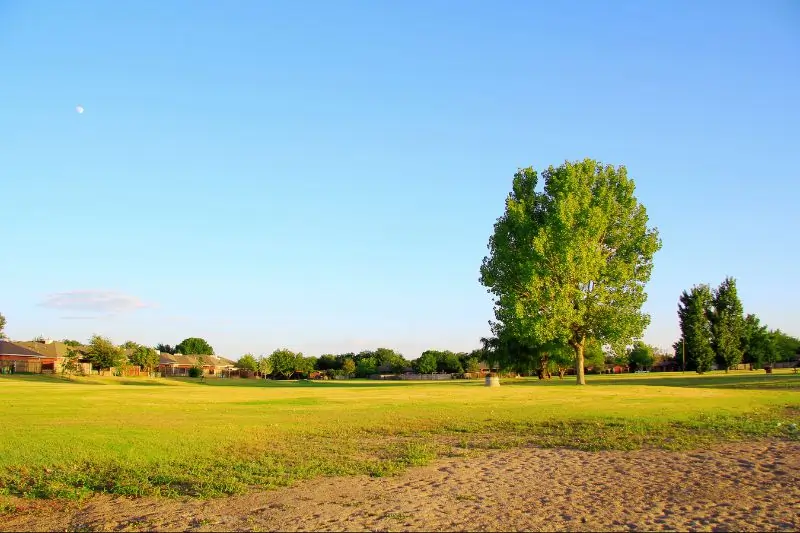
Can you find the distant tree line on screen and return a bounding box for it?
[676,277,800,372]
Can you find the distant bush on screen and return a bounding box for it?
[188,366,204,378]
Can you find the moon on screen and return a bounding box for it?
[76,105,84,114]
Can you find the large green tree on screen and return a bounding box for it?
[269,348,301,379]
[678,285,715,373]
[176,337,214,355]
[480,160,661,385]
[711,277,745,372]
[86,335,126,373]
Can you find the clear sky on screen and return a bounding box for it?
[2,0,798,359]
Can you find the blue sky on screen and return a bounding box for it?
[2,0,798,359]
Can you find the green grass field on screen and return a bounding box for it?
[1,371,798,502]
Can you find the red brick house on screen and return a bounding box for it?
[158,353,235,376]
[0,341,51,373]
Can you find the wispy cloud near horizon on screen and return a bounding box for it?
[40,290,152,315]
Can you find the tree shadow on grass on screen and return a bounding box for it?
[0,374,104,385]
[501,372,800,391]
[173,377,480,389]
[0,375,173,386]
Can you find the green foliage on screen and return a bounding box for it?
[156,344,177,355]
[413,352,438,374]
[85,335,126,372]
[480,159,661,385]
[678,285,715,373]
[187,366,203,378]
[342,358,356,376]
[317,354,340,371]
[742,314,776,369]
[0,312,6,338]
[236,354,258,372]
[628,341,655,371]
[257,355,273,376]
[175,338,214,355]
[711,277,745,371]
[416,350,463,374]
[120,341,139,350]
[269,349,302,379]
[465,357,482,373]
[770,330,800,363]
[355,357,378,377]
[583,339,606,371]
[61,339,82,347]
[60,349,83,379]
[129,345,161,373]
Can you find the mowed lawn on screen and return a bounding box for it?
[1,371,798,501]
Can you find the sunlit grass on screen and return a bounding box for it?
[0,370,798,500]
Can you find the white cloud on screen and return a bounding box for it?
[40,290,150,314]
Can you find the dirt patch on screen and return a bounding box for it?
[4,440,799,532]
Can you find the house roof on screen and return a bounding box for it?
[15,341,76,358]
[0,341,45,357]
[159,353,235,367]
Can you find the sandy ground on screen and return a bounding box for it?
[3,440,799,532]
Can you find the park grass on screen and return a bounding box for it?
[0,371,798,501]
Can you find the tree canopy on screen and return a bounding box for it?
[0,312,6,338]
[627,341,655,371]
[85,335,125,372]
[176,337,214,355]
[678,284,715,373]
[236,353,258,372]
[711,277,745,371]
[128,345,160,372]
[480,159,661,384]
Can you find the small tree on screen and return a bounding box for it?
[236,353,258,372]
[0,312,6,339]
[188,365,203,378]
[257,355,273,377]
[61,349,83,379]
[465,357,482,373]
[129,345,160,374]
[342,358,356,377]
[156,343,177,354]
[628,341,655,371]
[85,335,126,374]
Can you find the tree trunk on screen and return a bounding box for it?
[573,339,586,385]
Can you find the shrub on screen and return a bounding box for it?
[188,366,204,378]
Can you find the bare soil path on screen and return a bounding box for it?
[4,440,799,532]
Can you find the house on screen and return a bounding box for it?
[0,340,52,373]
[651,360,682,372]
[15,340,77,373]
[604,364,629,374]
[158,353,235,376]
